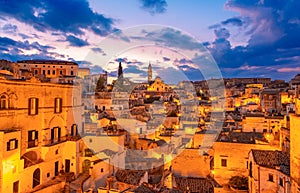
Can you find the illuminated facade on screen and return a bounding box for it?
[0,78,82,193]
[17,60,78,79]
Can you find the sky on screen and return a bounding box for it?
[0,0,300,82]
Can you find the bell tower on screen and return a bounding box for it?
[148,62,152,83]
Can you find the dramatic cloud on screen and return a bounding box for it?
[66,35,89,47]
[0,0,115,36]
[134,28,207,51]
[206,0,300,80]
[0,36,67,61]
[139,0,168,15]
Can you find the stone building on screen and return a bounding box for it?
[17,60,78,79]
[0,77,82,193]
[248,150,290,193]
[260,89,282,113]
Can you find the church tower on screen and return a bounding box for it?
[118,62,123,78]
[148,62,152,83]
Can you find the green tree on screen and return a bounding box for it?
[228,176,248,190]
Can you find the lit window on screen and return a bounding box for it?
[7,139,18,151]
[221,159,227,167]
[71,124,78,136]
[28,130,38,148]
[54,98,62,113]
[28,98,39,115]
[51,127,61,143]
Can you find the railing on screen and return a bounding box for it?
[43,135,81,146]
[27,140,38,148]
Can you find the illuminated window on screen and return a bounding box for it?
[51,127,61,143]
[71,124,78,136]
[84,148,94,157]
[54,98,62,113]
[7,138,18,151]
[28,130,38,148]
[28,98,38,115]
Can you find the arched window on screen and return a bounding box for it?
[0,95,8,109]
[33,168,41,188]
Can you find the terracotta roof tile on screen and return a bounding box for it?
[251,150,290,175]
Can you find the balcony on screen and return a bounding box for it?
[28,140,38,148]
[43,135,81,146]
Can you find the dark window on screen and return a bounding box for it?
[221,159,227,167]
[7,138,18,151]
[47,70,50,75]
[42,70,45,75]
[60,70,63,75]
[34,69,38,74]
[249,161,253,177]
[13,181,19,193]
[52,70,55,75]
[28,98,38,115]
[268,174,274,182]
[54,98,62,113]
[32,168,40,188]
[279,178,284,187]
[0,95,8,109]
[101,168,104,173]
[70,71,74,76]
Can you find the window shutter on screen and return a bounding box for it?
[35,98,39,115]
[54,98,57,113]
[35,131,38,140]
[28,131,33,141]
[71,125,74,136]
[28,98,31,115]
[15,140,18,149]
[59,98,62,113]
[7,141,10,151]
[58,127,61,139]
